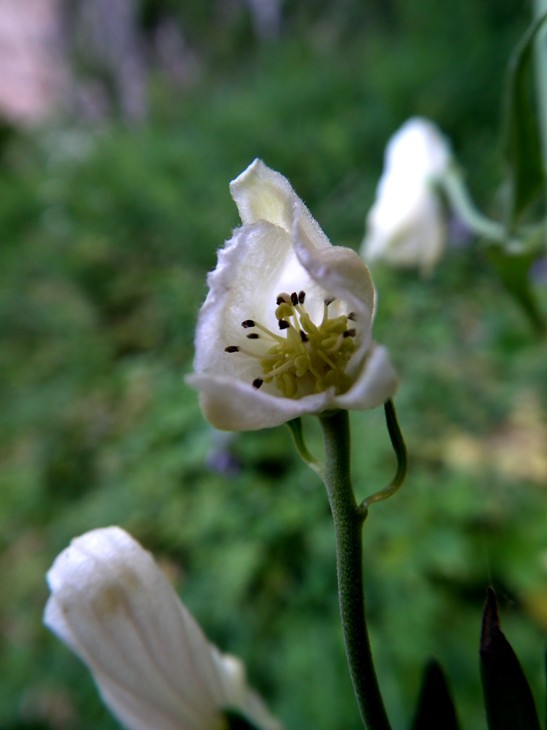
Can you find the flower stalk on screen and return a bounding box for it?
[319,409,392,730]
[438,165,508,244]
[362,400,407,510]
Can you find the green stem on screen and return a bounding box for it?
[438,165,508,244]
[319,409,391,730]
[361,400,408,510]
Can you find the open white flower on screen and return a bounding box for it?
[187,159,397,431]
[361,117,452,276]
[44,527,282,730]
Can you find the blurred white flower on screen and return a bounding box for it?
[361,117,452,276]
[45,527,282,730]
[187,159,397,431]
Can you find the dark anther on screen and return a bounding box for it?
[348,312,356,321]
[343,329,356,338]
[276,294,288,305]
[278,320,290,330]
[241,319,255,328]
[290,292,299,306]
[225,345,240,353]
[252,378,264,389]
[324,296,336,306]
[298,290,306,304]
[246,333,259,339]
[299,331,309,343]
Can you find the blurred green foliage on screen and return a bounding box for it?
[1,2,546,730]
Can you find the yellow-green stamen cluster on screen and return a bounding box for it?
[224,290,357,399]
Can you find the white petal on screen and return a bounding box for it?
[45,527,277,730]
[187,372,335,431]
[386,118,451,180]
[365,191,445,275]
[194,222,317,382]
[230,158,297,233]
[292,200,376,330]
[362,117,451,274]
[335,344,398,411]
[230,160,334,253]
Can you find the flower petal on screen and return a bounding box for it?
[187,372,334,431]
[362,117,451,275]
[230,158,297,233]
[193,222,315,381]
[335,344,398,410]
[292,200,376,328]
[45,527,281,730]
[230,160,333,253]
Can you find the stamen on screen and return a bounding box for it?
[275,302,294,319]
[318,350,337,370]
[226,287,358,399]
[227,344,277,360]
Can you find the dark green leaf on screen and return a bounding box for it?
[480,587,541,730]
[486,246,546,335]
[411,659,460,730]
[502,15,547,224]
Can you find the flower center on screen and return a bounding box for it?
[225,290,357,399]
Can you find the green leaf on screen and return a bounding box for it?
[502,14,547,224]
[480,588,541,730]
[411,659,460,730]
[486,245,546,335]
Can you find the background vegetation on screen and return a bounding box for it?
[0,1,545,729]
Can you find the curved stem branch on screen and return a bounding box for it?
[438,165,508,243]
[286,417,323,477]
[319,410,391,730]
[361,400,408,511]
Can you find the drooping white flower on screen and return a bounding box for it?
[361,117,452,276]
[187,159,397,431]
[44,527,282,730]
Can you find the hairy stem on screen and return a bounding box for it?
[319,409,391,730]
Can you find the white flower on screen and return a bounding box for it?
[361,117,452,276]
[44,527,282,730]
[187,159,397,431]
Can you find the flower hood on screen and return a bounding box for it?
[187,159,397,431]
[44,527,282,730]
[361,117,452,276]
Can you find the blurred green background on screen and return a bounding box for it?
[1,1,546,729]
